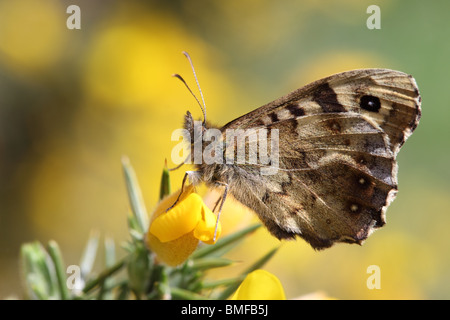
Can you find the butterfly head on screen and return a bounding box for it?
[183,110,209,145]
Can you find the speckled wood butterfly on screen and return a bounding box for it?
[174,52,421,250]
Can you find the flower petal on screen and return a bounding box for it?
[150,185,195,222]
[231,270,286,300]
[149,193,203,242]
[193,204,222,244]
[146,231,199,266]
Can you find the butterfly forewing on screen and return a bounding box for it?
[223,69,421,155]
[212,69,420,249]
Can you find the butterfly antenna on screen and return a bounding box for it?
[182,51,207,125]
[169,52,207,170]
[172,73,207,126]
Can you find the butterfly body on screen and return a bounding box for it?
[182,68,421,250]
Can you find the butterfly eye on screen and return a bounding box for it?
[360,95,381,112]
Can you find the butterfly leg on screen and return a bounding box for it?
[212,181,229,242]
[212,197,221,212]
[165,171,190,212]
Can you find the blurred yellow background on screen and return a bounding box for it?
[0,0,449,299]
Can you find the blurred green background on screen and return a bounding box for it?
[0,0,449,299]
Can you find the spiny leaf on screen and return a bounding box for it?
[82,258,126,295]
[216,246,279,300]
[191,224,261,259]
[154,266,171,300]
[122,156,149,234]
[47,240,70,300]
[160,159,171,200]
[79,230,99,282]
[170,287,210,300]
[20,241,58,299]
[102,236,116,300]
[201,277,244,290]
[241,246,279,275]
[128,243,152,298]
[190,257,234,271]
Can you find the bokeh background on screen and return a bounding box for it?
[0,0,449,299]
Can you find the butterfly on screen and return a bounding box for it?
[172,52,421,250]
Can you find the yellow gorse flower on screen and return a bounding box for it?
[231,269,286,300]
[146,185,222,266]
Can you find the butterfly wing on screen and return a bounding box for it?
[221,69,421,249]
[223,69,421,156]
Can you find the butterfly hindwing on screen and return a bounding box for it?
[228,113,397,249]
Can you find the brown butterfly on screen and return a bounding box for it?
[172,52,421,250]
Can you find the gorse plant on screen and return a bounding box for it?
[19,157,284,300]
